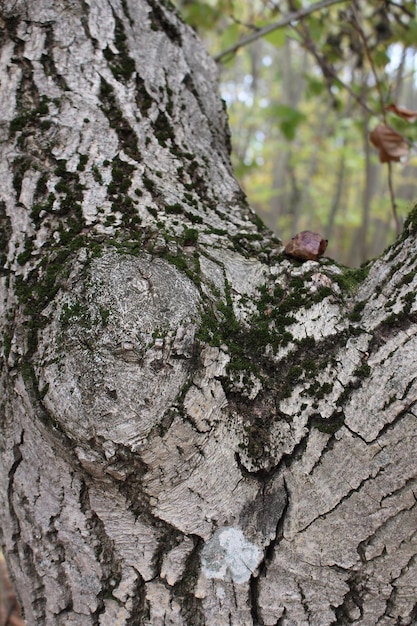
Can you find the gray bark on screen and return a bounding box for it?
[0,1,416,625]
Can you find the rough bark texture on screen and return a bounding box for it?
[0,1,416,625]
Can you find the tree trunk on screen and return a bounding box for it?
[0,1,416,625]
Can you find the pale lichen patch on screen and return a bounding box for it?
[201,527,262,584]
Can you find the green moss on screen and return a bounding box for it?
[198,307,222,345]
[243,423,269,459]
[349,300,365,322]
[89,166,102,185]
[288,364,303,383]
[146,205,158,218]
[220,277,316,365]
[311,285,334,302]
[186,159,208,199]
[52,160,85,219]
[12,157,32,195]
[297,335,316,349]
[9,96,51,136]
[301,358,317,376]
[10,116,28,133]
[353,363,371,378]
[35,174,48,196]
[274,283,308,315]
[103,156,139,226]
[19,360,35,386]
[165,203,183,215]
[60,301,92,328]
[251,212,266,232]
[145,0,182,42]
[403,203,417,235]
[77,154,88,171]
[314,381,333,400]
[401,271,415,285]
[2,333,12,359]
[184,211,203,224]
[103,16,136,82]
[31,163,84,232]
[385,310,408,326]
[207,227,228,236]
[164,245,202,285]
[110,157,134,192]
[288,276,305,291]
[401,291,415,314]
[143,177,155,193]
[13,234,95,356]
[99,306,111,326]
[197,274,301,386]
[182,228,198,246]
[165,254,187,273]
[104,214,117,226]
[89,241,104,258]
[99,78,140,159]
[17,238,34,265]
[37,100,49,116]
[333,263,371,294]
[120,0,133,23]
[313,413,345,434]
[153,111,175,147]
[184,195,198,209]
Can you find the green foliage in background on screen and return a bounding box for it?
[175,0,417,266]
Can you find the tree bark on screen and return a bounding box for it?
[0,1,416,625]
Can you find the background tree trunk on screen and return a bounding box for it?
[0,553,24,626]
[0,1,416,625]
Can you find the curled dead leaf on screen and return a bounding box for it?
[386,103,417,123]
[369,124,409,163]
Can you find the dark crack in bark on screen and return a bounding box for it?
[174,535,205,626]
[249,478,290,626]
[79,478,123,624]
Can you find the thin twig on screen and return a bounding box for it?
[350,3,401,234]
[350,5,386,121]
[214,0,348,62]
[388,0,414,19]
[387,162,401,234]
[295,26,378,117]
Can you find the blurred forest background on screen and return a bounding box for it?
[175,0,417,266]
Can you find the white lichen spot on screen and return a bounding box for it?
[201,527,262,584]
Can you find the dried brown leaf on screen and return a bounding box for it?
[386,103,417,123]
[369,124,409,163]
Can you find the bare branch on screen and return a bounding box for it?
[214,0,348,62]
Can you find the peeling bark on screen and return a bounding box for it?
[0,1,416,625]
